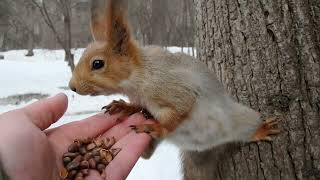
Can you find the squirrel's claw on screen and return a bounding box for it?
[102,99,142,119]
[101,106,109,113]
[130,124,156,137]
[101,100,119,113]
[129,125,137,130]
[141,109,154,119]
[129,124,168,139]
[102,99,154,120]
[251,117,281,142]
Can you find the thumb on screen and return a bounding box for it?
[21,93,68,130]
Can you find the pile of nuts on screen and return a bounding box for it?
[60,137,121,180]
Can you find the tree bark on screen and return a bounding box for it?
[65,50,75,72]
[183,0,320,179]
[0,0,9,51]
[62,0,75,72]
[151,0,168,45]
[26,33,34,57]
[0,31,5,51]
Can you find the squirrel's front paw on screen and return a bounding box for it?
[102,99,141,120]
[251,117,281,142]
[129,124,168,139]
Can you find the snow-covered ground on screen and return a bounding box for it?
[0,47,194,180]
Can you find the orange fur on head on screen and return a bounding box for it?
[69,0,141,96]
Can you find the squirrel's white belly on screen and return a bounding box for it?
[166,97,233,151]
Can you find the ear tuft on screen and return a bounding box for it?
[90,0,131,55]
[109,16,130,55]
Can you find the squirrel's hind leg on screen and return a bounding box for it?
[251,117,281,142]
[129,123,169,138]
[129,107,184,138]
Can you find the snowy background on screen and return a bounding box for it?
[0,47,194,180]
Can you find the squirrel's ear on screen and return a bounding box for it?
[90,0,107,41]
[90,0,131,55]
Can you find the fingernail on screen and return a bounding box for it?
[55,92,67,97]
[51,93,68,100]
[49,93,68,106]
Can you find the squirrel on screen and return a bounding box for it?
[69,0,280,159]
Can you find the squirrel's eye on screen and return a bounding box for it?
[92,60,104,70]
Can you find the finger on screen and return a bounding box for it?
[85,131,151,180]
[85,173,103,180]
[47,113,148,155]
[102,113,148,140]
[46,113,123,158]
[20,93,68,130]
[47,113,119,140]
[104,132,151,180]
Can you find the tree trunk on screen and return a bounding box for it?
[187,0,195,48]
[181,0,187,49]
[0,32,5,51]
[25,33,34,57]
[65,49,75,72]
[0,15,9,51]
[183,0,320,180]
[63,0,75,72]
[151,0,168,45]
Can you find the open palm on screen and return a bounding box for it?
[0,94,151,180]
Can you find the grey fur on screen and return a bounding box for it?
[119,46,261,151]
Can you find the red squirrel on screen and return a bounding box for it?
[69,0,279,157]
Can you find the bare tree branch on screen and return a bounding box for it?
[30,0,65,49]
[30,0,74,71]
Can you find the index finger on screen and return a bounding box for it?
[104,132,151,180]
[46,113,118,139]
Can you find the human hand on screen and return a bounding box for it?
[0,93,151,180]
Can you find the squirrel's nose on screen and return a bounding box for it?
[70,86,77,92]
[69,80,77,92]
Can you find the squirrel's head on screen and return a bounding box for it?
[69,0,140,96]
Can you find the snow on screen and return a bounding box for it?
[0,47,195,180]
